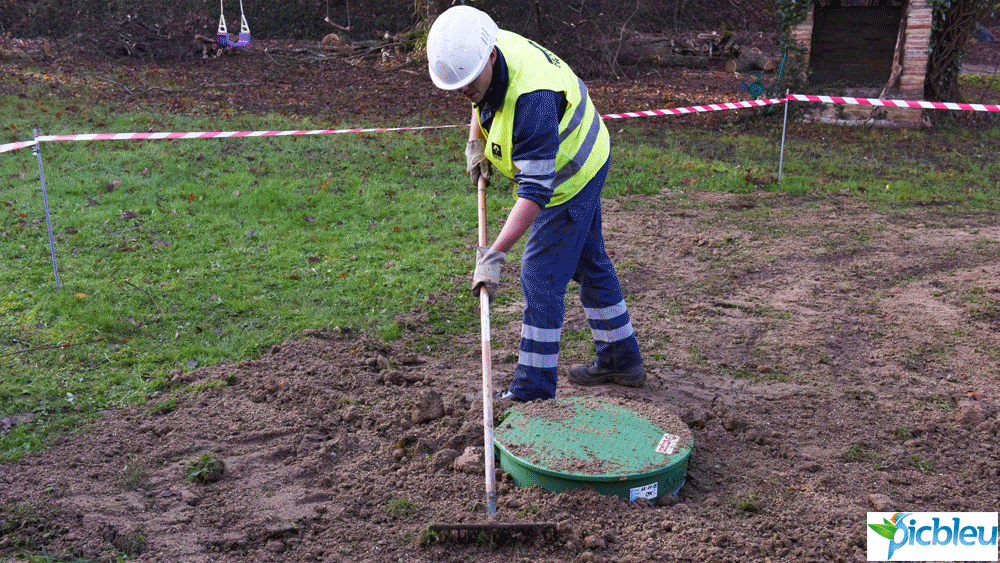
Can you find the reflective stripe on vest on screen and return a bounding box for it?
[477,31,610,207]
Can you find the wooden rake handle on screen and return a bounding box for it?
[477,176,497,516]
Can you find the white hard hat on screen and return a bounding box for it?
[427,6,498,90]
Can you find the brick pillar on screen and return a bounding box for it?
[900,0,932,98]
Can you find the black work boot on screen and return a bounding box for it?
[567,361,646,387]
[492,389,525,404]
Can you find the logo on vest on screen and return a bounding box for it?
[491,142,502,158]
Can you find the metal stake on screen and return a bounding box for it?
[33,129,61,289]
[779,89,790,184]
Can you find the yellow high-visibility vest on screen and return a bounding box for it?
[476,30,611,207]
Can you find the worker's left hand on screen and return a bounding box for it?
[465,139,491,188]
[471,246,505,300]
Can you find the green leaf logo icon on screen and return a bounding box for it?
[869,519,899,541]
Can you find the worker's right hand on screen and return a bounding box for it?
[471,246,505,301]
[465,139,491,188]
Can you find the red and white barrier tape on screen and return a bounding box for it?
[787,93,1000,113]
[5,93,998,155]
[601,98,785,119]
[1,140,38,153]
[0,98,788,155]
[0,124,464,154]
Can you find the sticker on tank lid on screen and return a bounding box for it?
[630,482,658,502]
[656,433,681,455]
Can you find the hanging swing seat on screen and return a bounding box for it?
[217,0,251,49]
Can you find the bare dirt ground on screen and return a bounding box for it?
[2,40,1000,563]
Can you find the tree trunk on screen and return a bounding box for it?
[925,0,991,102]
[615,29,732,67]
[724,47,777,74]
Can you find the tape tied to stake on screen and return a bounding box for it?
[2,140,39,153]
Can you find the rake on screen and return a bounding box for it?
[424,177,556,543]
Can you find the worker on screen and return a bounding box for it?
[427,6,644,402]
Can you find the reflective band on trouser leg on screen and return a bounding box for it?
[585,300,636,343]
[510,319,563,401]
[583,299,628,321]
[584,301,640,369]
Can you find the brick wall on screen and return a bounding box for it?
[790,6,814,80]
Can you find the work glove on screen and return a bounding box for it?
[471,246,505,300]
[465,139,491,188]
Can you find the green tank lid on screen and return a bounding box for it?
[494,396,693,502]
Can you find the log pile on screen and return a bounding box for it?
[613,28,778,72]
[97,18,201,59]
[615,30,732,68]
[320,30,414,63]
[723,47,779,74]
[191,34,239,59]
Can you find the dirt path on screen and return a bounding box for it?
[2,188,998,562]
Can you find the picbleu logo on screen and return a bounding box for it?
[867,512,998,561]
